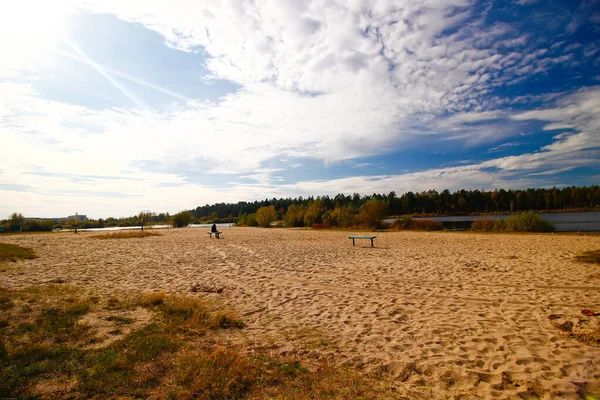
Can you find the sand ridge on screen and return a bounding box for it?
[2,228,600,398]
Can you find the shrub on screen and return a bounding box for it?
[283,204,306,227]
[255,206,277,228]
[502,211,554,232]
[471,217,497,231]
[412,219,443,231]
[303,200,327,227]
[24,219,53,232]
[171,211,192,228]
[356,199,388,229]
[391,217,442,231]
[311,221,332,229]
[392,216,413,230]
[239,213,258,227]
[329,206,356,228]
[378,220,390,229]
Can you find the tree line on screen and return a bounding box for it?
[2,186,598,232]
[190,186,599,221]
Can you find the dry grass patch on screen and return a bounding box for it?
[575,249,600,264]
[0,243,36,263]
[139,292,245,335]
[0,286,390,399]
[548,313,600,346]
[0,231,61,237]
[90,230,161,240]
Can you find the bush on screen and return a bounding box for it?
[329,206,356,228]
[378,221,390,229]
[303,200,327,227]
[171,211,192,228]
[471,212,554,232]
[412,219,443,231]
[391,217,442,231]
[502,211,554,232]
[356,200,388,229]
[311,221,331,229]
[471,217,497,231]
[255,206,277,228]
[392,216,413,230]
[24,219,53,232]
[238,213,258,227]
[283,204,306,227]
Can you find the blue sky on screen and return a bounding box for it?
[1,0,599,218]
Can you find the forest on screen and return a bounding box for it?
[2,185,598,231]
[189,185,600,221]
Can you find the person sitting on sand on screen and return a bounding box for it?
[211,223,218,233]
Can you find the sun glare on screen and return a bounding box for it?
[0,1,72,69]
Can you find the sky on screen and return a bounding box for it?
[1,0,599,219]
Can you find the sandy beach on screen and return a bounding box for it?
[2,228,600,398]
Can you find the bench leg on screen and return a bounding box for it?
[352,238,355,246]
[216,233,220,239]
[370,238,374,247]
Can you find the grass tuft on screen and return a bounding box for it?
[91,231,161,240]
[140,294,246,334]
[0,243,36,262]
[575,249,600,264]
[176,346,255,398]
[139,291,166,307]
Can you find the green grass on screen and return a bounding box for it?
[575,249,600,264]
[90,231,161,239]
[0,286,389,399]
[0,243,36,262]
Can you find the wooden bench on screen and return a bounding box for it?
[208,231,222,239]
[348,235,376,247]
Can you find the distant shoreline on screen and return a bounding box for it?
[388,207,600,219]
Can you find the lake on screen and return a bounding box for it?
[71,213,600,233]
[385,212,600,232]
[70,223,233,232]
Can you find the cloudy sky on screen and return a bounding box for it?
[1,0,599,218]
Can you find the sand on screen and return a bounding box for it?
[2,228,600,398]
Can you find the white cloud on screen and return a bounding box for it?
[511,86,600,156]
[515,0,538,6]
[0,1,598,217]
